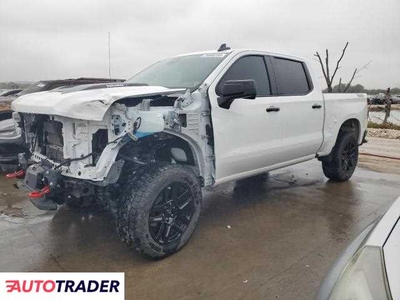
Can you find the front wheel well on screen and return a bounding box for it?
[154,135,197,167]
[117,133,200,174]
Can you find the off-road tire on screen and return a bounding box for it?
[96,166,146,217]
[322,131,359,181]
[116,162,202,259]
[64,196,84,209]
[114,166,152,242]
[96,184,124,216]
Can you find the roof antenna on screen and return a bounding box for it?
[218,43,231,52]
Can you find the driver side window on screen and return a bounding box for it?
[217,56,271,97]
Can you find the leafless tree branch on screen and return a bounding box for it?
[325,49,330,83]
[314,52,329,86]
[357,61,372,73]
[343,68,357,92]
[342,61,372,92]
[315,41,371,93]
[330,42,349,84]
[315,42,350,93]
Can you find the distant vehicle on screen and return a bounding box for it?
[367,95,375,105]
[392,95,400,104]
[8,47,368,259]
[0,78,124,170]
[368,93,400,105]
[0,78,124,111]
[368,93,385,105]
[316,196,400,299]
[0,89,22,97]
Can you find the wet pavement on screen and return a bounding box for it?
[1,158,400,299]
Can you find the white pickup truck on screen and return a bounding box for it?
[9,45,367,258]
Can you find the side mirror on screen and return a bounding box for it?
[218,80,257,108]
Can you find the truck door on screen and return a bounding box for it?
[270,57,324,161]
[208,55,284,184]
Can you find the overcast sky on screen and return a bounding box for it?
[0,0,399,89]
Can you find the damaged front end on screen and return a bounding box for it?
[8,87,214,210]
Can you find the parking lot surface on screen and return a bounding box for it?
[1,156,400,299]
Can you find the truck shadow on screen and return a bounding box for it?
[36,165,360,269]
[45,205,149,270]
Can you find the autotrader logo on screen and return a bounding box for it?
[6,279,120,293]
[0,273,124,300]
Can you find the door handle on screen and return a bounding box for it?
[312,104,322,109]
[266,106,280,112]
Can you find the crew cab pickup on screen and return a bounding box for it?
[8,46,368,259]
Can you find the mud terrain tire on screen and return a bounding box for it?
[117,163,202,259]
[322,131,359,182]
[96,166,146,218]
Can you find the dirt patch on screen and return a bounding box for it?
[367,128,400,140]
[369,104,400,111]
[359,155,400,175]
[0,206,25,218]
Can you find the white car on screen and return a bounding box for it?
[316,196,400,299]
[9,44,368,258]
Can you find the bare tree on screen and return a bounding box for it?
[340,61,371,92]
[314,42,370,93]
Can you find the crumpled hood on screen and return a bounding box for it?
[11,84,186,121]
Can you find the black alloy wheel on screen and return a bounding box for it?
[148,182,194,245]
[341,139,358,176]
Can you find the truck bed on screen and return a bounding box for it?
[318,93,368,156]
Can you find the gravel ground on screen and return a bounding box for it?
[367,128,400,139]
[369,104,400,111]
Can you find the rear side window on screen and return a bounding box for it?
[218,56,271,96]
[273,58,310,95]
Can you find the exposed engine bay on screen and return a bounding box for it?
[9,88,215,210]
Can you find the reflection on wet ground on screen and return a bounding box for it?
[1,160,400,299]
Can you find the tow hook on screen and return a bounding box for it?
[28,185,51,198]
[5,169,25,179]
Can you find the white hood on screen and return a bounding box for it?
[11,85,186,121]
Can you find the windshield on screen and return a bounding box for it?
[126,53,228,90]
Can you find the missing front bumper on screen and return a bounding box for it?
[12,162,96,211]
[15,164,60,210]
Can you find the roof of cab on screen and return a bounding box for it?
[174,48,307,63]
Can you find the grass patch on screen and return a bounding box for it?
[368,121,400,130]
